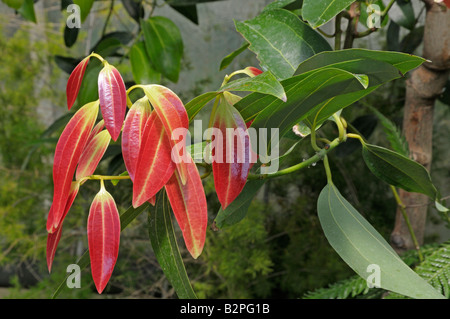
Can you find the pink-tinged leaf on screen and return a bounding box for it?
[66,56,90,110]
[243,66,263,77]
[142,85,190,184]
[86,119,105,145]
[132,112,176,208]
[88,185,121,294]
[47,182,80,273]
[47,101,99,233]
[98,63,127,141]
[211,97,252,209]
[76,130,111,180]
[121,97,152,181]
[148,196,156,206]
[165,153,207,259]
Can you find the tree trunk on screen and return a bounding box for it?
[390,3,450,253]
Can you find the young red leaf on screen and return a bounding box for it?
[88,183,121,294]
[98,63,127,141]
[46,181,80,273]
[165,153,208,259]
[86,119,105,145]
[132,112,176,208]
[243,66,263,77]
[47,101,99,233]
[66,56,90,110]
[211,96,252,209]
[76,130,111,180]
[142,84,190,184]
[121,97,152,181]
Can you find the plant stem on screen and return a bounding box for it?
[101,0,115,38]
[323,155,333,184]
[390,185,424,262]
[80,174,131,184]
[334,13,343,50]
[248,137,341,180]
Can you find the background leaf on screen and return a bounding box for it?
[148,192,198,299]
[317,183,445,299]
[302,0,354,28]
[234,8,332,80]
[129,41,161,84]
[362,143,438,200]
[141,16,184,83]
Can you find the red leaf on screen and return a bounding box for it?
[142,85,190,184]
[86,120,105,145]
[98,63,127,141]
[88,184,121,294]
[121,97,152,181]
[76,130,111,180]
[66,56,90,110]
[47,181,80,273]
[211,97,252,209]
[244,66,263,77]
[132,112,176,208]
[165,153,207,259]
[47,101,99,233]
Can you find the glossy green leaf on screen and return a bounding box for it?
[362,143,438,200]
[219,42,250,71]
[121,0,144,23]
[214,179,266,229]
[148,192,197,299]
[185,92,219,121]
[130,41,161,85]
[234,8,332,80]
[263,0,298,11]
[220,71,287,102]
[73,0,94,22]
[302,0,354,28]
[141,16,183,83]
[247,68,369,148]
[295,48,425,76]
[317,183,445,299]
[77,60,102,107]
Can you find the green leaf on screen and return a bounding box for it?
[362,143,438,200]
[295,48,426,75]
[111,171,130,186]
[391,0,416,30]
[141,16,184,83]
[302,0,354,28]
[51,203,149,298]
[214,179,266,229]
[64,25,79,48]
[73,0,94,22]
[221,71,287,102]
[130,41,161,84]
[18,0,36,23]
[317,183,445,299]
[187,141,210,163]
[185,91,219,121]
[234,8,332,80]
[2,0,24,10]
[219,42,250,71]
[77,60,102,107]
[263,0,298,11]
[148,192,197,299]
[246,68,369,148]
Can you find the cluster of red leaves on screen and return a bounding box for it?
[46,54,257,294]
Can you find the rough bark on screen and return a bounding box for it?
[390,3,450,253]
